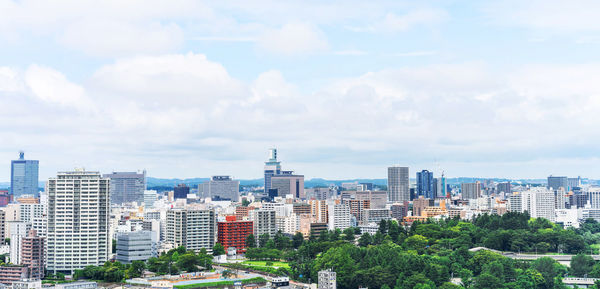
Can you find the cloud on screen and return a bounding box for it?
[257,23,329,55]
[334,50,368,56]
[59,21,184,57]
[484,0,600,32]
[24,65,93,111]
[348,8,449,33]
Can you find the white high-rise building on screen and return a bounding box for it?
[46,170,110,273]
[165,208,216,253]
[507,188,556,222]
[327,204,351,230]
[388,166,409,202]
[250,209,276,238]
[9,221,31,264]
[18,203,47,237]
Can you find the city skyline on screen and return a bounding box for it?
[2,1,600,180]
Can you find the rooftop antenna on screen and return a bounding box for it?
[19,151,24,160]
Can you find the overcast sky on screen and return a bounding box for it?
[1,0,599,181]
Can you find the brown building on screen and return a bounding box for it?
[390,201,410,220]
[292,203,311,215]
[0,265,29,284]
[343,199,370,221]
[21,230,45,279]
[309,223,328,238]
[235,206,255,220]
[413,196,434,217]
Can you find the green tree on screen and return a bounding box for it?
[358,233,372,247]
[532,257,566,289]
[404,235,428,253]
[213,243,226,256]
[259,233,270,247]
[274,231,290,250]
[473,273,505,289]
[343,227,355,242]
[127,261,145,278]
[246,234,256,248]
[570,254,595,277]
[292,232,304,248]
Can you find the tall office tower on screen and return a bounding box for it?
[9,221,31,265]
[165,208,216,253]
[264,148,282,194]
[416,170,434,199]
[327,204,351,230]
[46,171,110,273]
[271,172,305,199]
[18,203,47,238]
[309,200,329,223]
[461,182,482,200]
[387,166,409,202]
[10,152,39,198]
[200,176,240,201]
[497,182,511,195]
[103,171,146,204]
[21,230,45,279]
[568,177,582,189]
[173,184,189,200]
[217,216,253,253]
[548,176,569,191]
[250,209,277,238]
[318,269,337,289]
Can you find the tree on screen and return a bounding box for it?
[532,257,567,289]
[213,243,226,256]
[404,235,428,253]
[127,261,145,278]
[570,254,594,277]
[358,233,372,247]
[343,227,355,242]
[246,234,256,248]
[241,198,251,207]
[222,269,233,279]
[274,231,290,250]
[112,239,117,253]
[292,232,304,248]
[473,273,505,289]
[259,233,270,248]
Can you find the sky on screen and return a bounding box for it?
[1,0,600,181]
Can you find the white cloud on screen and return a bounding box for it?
[257,23,329,55]
[24,65,92,110]
[0,67,24,93]
[59,21,184,57]
[348,8,449,33]
[484,0,600,32]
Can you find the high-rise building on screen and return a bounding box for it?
[200,176,240,201]
[327,204,351,230]
[568,177,582,190]
[497,182,511,195]
[46,170,110,273]
[20,229,45,279]
[217,216,253,253]
[9,221,31,265]
[0,211,5,245]
[508,188,556,222]
[361,208,391,224]
[390,201,410,220]
[461,182,481,200]
[165,208,216,253]
[116,231,153,264]
[271,172,305,199]
[10,152,39,198]
[356,191,387,209]
[548,176,569,191]
[144,190,158,208]
[264,148,282,194]
[103,171,146,204]
[250,209,276,238]
[388,166,409,202]
[318,269,337,289]
[173,184,190,200]
[18,203,47,238]
[416,170,434,199]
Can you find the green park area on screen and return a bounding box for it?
[241,260,291,269]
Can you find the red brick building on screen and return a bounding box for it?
[217,216,253,253]
[21,230,45,279]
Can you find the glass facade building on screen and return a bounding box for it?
[10,152,39,198]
